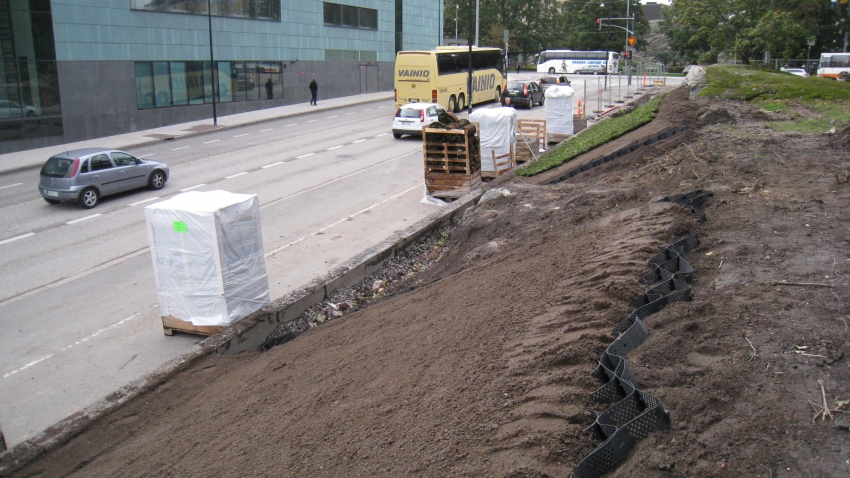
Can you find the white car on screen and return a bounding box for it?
[392,103,448,138]
[779,67,808,77]
[0,100,38,117]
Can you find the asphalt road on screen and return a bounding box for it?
[0,73,681,448]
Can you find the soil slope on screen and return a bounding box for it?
[6,86,850,478]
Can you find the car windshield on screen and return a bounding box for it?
[506,81,526,89]
[41,157,75,178]
[397,108,422,118]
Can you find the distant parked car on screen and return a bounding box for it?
[780,67,809,77]
[537,75,571,92]
[392,103,448,138]
[500,80,544,109]
[39,148,169,208]
[0,100,38,118]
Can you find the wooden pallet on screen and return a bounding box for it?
[517,119,547,145]
[515,138,540,165]
[162,315,226,336]
[423,126,482,198]
[482,147,515,179]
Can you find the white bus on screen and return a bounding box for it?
[394,47,506,112]
[816,52,850,79]
[536,50,619,75]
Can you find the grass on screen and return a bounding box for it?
[700,65,850,102]
[516,94,664,176]
[765,118,835,134]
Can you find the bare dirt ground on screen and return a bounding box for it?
[5,85,850,478]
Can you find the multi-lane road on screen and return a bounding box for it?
[0,73,678,448]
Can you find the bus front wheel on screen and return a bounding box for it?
[548,67,555,74]
[448,95,457,113]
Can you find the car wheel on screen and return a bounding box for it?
[448,95,457,113]
[149,170,166,190]
[44,197,60,204]
[79,188,99,209]
[393,132,402,139]
[26,111,35,117]
[548,67,555,74]
[540,95,545,106]
[527,99,533,110]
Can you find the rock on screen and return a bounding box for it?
[479,188,513,205]
[332,311,343,318]
[337,302,351,312]
[316,313,327,324]
[372,280,385,292]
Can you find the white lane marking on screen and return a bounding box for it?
[138,153,155,158]
[363,108,373,111]
[345,112,355,115]
[352,139,366,143]
[296,153,315,159]
[3,355,52,379]
[265,182,422,258]
[326,145,343,151]
[180,184,206,192]
[0,232,35,246]
[262,161,284,169]
[260,128,273,132]
[0,183,22,189]
[327,115,339,118]
[128,197,160,206]
[203,139,220,144]
[3,313,140,379]
[306,119,318,123]
[233,134,249,138]
[225,172,248,179]
[378,106,388,108]
[284,123,297,127]
[171,146,191,151]
[0,248,150,309]
[66,214,102,225]
[375,133,388,137]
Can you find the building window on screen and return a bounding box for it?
[323,2,378,30]
[131,0,281,21]
[134,61,282,110]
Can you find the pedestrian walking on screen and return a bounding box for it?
[515,62,520,74]
[309,78,318,105]
[265,78,273,99]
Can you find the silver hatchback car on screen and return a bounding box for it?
[39,148,169,208]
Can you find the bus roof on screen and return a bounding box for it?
[397,46,502,55]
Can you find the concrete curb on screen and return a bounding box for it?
[0,93,394,176]
[0,186,483,475]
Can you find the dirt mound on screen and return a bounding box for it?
[6,89,850,478]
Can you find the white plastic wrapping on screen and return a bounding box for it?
[545,85,575,135]
[470,108,517,173]
[144,191,270,327]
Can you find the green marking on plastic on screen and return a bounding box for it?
[173,221,187,233]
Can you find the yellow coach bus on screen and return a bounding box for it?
[394,46,507,113]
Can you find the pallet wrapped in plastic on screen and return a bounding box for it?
[144,191,270,328]
[545,85,575,136]
[469,107,517,174]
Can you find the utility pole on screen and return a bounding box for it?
[455,4,458,39]
[475,0,479,46]
[207,0,217,126]
[468,0,474,113]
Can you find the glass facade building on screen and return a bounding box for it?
[0,0,442,154]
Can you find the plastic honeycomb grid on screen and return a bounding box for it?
[572,191,710,478]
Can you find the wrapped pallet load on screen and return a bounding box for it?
[144,190,270,335]
[545,85,574,139]
[469,107,517,178]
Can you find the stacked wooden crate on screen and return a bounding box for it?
[516,119,545,165]
[423,125,481,199]
[482,147,515,179]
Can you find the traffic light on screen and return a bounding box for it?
[596,19,601,30]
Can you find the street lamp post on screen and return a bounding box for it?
[455,4,458,39]
[207,0,217,126]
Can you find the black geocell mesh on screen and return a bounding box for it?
[571,191,712,478]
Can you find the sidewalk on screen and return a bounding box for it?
[0,91,395,176]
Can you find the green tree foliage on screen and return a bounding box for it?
[662,0,847,65]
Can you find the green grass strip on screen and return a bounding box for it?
[700,65,850,102]
[517,95,663,176]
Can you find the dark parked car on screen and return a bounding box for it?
[537,75,571,92]
[39,148,169,208]
[500,80,544,109]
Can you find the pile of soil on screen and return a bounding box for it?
[6,85,850,478]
